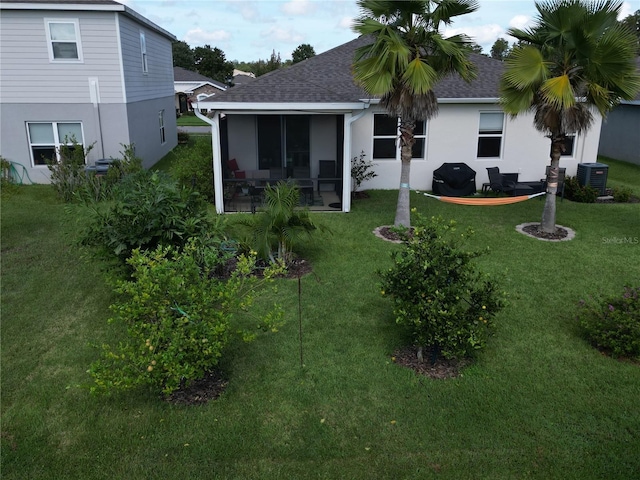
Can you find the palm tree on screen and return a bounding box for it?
[352,0,478,228]
[500,0,640,233]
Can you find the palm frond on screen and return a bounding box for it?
[432,0,479,26]
[540,74,576,110]
[502,46,548,90]
[499,83,536,115]
[401,58,439,94]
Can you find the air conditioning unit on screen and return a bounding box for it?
[577,163,608,196]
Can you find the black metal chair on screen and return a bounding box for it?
[486,167,535,196]
[317,160,338,193]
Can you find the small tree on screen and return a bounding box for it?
[380,213,505,362]
[48,136,95,202]
[292,43,316,64]
[350,150,377,193]
[238,181,326,265]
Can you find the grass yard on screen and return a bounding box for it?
[1,160,639,479]
[176,112,210,127]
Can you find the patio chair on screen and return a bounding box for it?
[486,167,535,196]
[317,160,338,193]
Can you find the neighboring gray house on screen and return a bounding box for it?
[195,36,603,214]
[0,0,178,183]
[598,57,640,166]
[174,66,227,114]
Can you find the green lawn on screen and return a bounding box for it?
[177,112,209,127]
[2,161,639,479]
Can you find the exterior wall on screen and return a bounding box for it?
[0,9,124,104]
[598,104,640,165]
[350,104,601,191]
[119,14,174,103]
[220,104,602,192]
[0,102,130,183]
[227,115,258,170]
[0,7,177,180]
[126,96,177,168]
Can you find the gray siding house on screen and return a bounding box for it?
[0,0,177,183]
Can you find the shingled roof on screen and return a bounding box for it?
[205,35,505,105]
[173,67,227,89]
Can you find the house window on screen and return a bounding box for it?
[372,114,426,160]
[159,110,166,144]
[45,19,82,61]
[559,135,575,157]
[477,112,504,158]
[27,122,84,166]
[373,114,397,160]
[412,120,426,159]
[140,32,148,73]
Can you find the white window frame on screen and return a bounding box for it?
[45,18,83,62]
[159,110,166,144]
[477,111,505,159]
[140,31,148,73]
[371,114,427,161]
[26,122,85,167]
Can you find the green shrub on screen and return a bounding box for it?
[237,180,328,265]
[577,286,640,360]
[48,136,95,202]
[80,170,214,263]
[170,136,214,201]
[564,176,599,203]
[351,150,377,192]
[89,242,284,395]
[379,213,505,361]
[75,144,143,203]
[612,185,632,203]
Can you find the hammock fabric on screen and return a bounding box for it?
[417,191,546,206]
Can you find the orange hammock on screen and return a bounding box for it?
[417,191,546,206]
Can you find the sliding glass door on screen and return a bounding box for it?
[258,115,310,177]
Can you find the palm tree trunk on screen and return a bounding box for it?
[394,121,415,228]
[540,138,563,233]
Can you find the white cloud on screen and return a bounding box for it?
[338,16,354,30]
[183,28,231,46]
[618,1,634,20]
[281,0,316,16]
[509,14,533,31]
[260,26,304,44]
[445,24,505,49]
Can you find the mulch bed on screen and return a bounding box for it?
[392,346,470,379]
[165,370,229,406]
[521,224,569,241]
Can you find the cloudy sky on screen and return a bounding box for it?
[119,0,636,62]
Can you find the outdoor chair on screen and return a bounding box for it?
[317,160,338,193]
[486,167,536,196]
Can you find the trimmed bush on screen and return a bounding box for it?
[564,176,599,203]
[89,242,284,395]
[577,286,640,360]
[380,213,505,361]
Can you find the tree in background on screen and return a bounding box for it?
[292,43,316,63]
[500,0,640,233]
[172,40,194,69]
[352,0,478,228]
[193,45,234,84]
[620,9,640,53]
[490,38,510,60]
[466,42,485,55]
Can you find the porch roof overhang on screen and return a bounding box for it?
[193,101,371,114]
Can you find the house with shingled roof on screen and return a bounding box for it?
[173,66,227,114]
[195,36,603,214]
[0,0,177,183]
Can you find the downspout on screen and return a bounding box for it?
[194,107,223,214]
[342,104,370,212]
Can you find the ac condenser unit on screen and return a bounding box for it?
[577,163,608,196]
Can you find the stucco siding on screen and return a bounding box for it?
[598,105,640,165]
[0,9,124,104]
[125,96,177,168]
[119,15,174,103]
[350,104,601,191]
